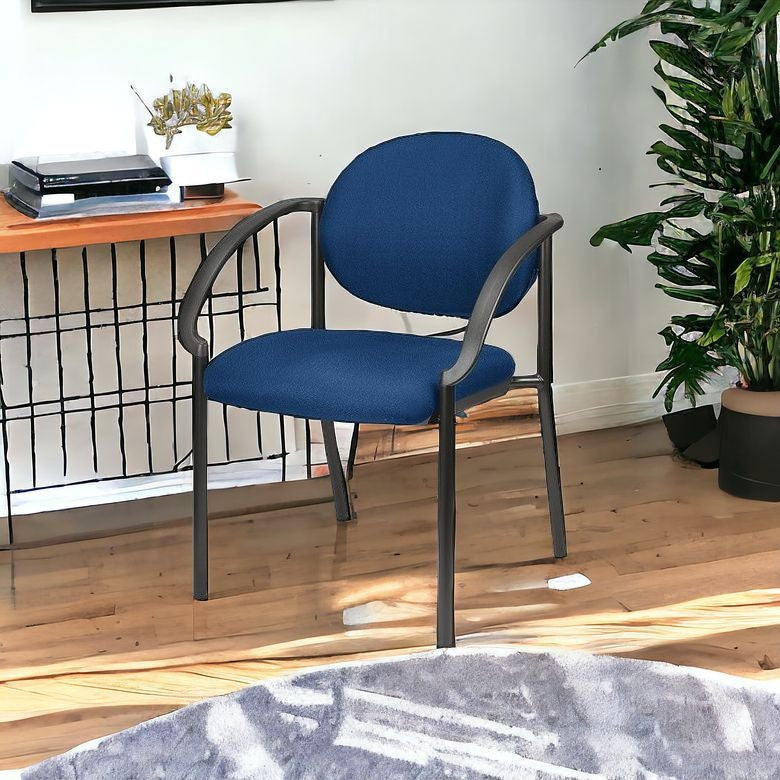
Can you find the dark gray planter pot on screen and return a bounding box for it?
[719,388,780,502]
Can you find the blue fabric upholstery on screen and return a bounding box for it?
[320,132,540,319]
[204,329,515,425]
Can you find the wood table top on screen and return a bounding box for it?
[0,189,261,254]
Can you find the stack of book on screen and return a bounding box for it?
[5,155,173,219]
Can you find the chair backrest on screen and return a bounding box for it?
[319,132,540,319]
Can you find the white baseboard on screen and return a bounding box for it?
[5,445,328,520]
[553,370,733,436]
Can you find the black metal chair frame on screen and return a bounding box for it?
[178,197,566,649]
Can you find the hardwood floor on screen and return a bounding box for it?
[2,420,780,770]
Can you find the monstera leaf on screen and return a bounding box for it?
[655,327,726,411]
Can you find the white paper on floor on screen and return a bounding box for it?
[546,573,592,591]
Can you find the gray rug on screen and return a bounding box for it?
[13,647,780,779]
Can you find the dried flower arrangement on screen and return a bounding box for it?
[132,77,233,150]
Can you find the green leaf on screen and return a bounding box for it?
[651,40,717,85]
[590,212,665,250]
[667,193,709,217]
[656,284,721,304]
[671,313,720,333]
[581,9,693,62]
[654,328,723,412]
[760,143,780,178]
[660,124,713,156]
[699,317,727,346]
[734,253,776,293]
[657,69,721,110]
[713,25,759,57]
[591,196,707,251]
[754,0,780,28]
[642,0,671,12]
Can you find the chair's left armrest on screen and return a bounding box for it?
[442,213,564,387]
[178,197,325,359]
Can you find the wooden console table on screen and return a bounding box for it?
[0,192,304,547]
[0,191,260,254]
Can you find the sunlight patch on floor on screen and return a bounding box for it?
[343,600,430,627]
[459,589,780,662]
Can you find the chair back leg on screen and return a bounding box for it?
[322,421,354,522]
[538,383,567,559]
[192,355,210,600]
[437,386,457,648]
[346,423,360,481]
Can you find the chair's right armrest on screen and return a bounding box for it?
[178,197,325,359]
[442,213,564,388]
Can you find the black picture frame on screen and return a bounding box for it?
[33,0,293,11]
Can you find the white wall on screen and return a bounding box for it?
[1,0,679,389]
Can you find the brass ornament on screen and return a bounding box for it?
[132,78,233,150]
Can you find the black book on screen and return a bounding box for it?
[10,154,171,199]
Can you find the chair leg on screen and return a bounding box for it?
[437,386,457,649]
[346,423,360,481]
[322,420,354,522]
[192,355,209,600]
[538,381,567,559]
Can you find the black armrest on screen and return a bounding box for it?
[442,213,564,387]
[177,197,325,359]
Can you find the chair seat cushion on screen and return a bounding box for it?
[203,329,515,425]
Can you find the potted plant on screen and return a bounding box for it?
[587,0,780,501]
[132,77,241,200]
[133,77,234,155]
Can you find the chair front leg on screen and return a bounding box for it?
[322,421,354,522]
[537,235,567,560]
[538,382,567,559]
[437,385,457,649]
[192,354,210,600]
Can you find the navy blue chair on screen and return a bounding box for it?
[178,132,566,648]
